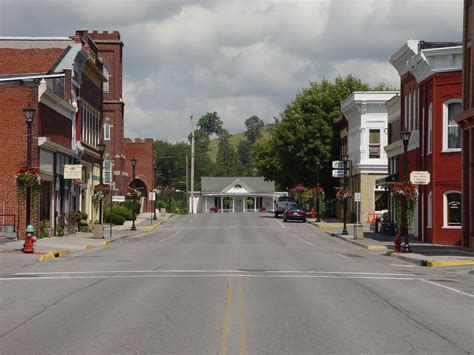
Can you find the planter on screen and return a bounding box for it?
[93,224,104,239]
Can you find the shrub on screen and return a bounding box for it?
[80,211,88,220]
[104,213,125,225]
[111,206,133,220]
[79,225,92,233]
[120,200,141,215]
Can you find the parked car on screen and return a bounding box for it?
[274,196,297,217]
[283,205,307,223]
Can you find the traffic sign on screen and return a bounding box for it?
[332,160,346,169]
[354,192,361,202]
[332,169,345,178]
[112,195,125,202]
[149,192,156,201]
[410,171,430,185]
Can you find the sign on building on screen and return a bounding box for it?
[332,169,345,178]
[112,195,125,202]
[410,171,430,185]
[332,160,346,169]
[64,164,82,179]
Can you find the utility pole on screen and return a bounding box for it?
[190,115,196,214]
[186,155,189,213]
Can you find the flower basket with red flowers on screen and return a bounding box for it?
[391,182,418,229]
[92,183,110,208]
[312,186,325,197]
[15,167,42,222]
[126,187,141,201]
[336,187,352,201]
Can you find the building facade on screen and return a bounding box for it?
[387,40,463,245]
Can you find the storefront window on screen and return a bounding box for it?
[444,191,461,227]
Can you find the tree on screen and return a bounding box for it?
[252,75,370,192]
[244,115,265,144]
[216,129,241,176]
[153,140,190,189]
[198,112,223,137]
[237,139,251,165]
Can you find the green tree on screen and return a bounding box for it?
[153,140,190,190]
[216,129,241,176]
[253,75,370,192]
[237,139,251,165]
[244,115,265,144]
[198,112,223,137]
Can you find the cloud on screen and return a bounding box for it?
[0,0,463,141]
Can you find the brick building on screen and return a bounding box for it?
[387,41,463,245]
[455,0,474,250]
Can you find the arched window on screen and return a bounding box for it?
[103,65,110,93]
[442,100,462,151]
[104,120,111,141]
[443,191,461,227]
[427,192,432,228]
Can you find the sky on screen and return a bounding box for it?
[0,0,463,142]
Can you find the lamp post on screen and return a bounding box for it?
[341,154,349,235]
[316,159,321,222]
[23,106,36,226]
[400,131,412,253]
[153,164,159,220]
[130,158,137,231]
[97,143,106,225]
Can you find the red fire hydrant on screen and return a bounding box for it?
[22,225,36,254]
[394,233,401,253]
[311,207,315,219]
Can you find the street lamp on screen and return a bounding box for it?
[153,164,159,220]
[23,105,36,225]
[315,159,321,222]
[130,158,137,231]
[341,154,349,235]
[400,131,412,253]
[97,142,106,225]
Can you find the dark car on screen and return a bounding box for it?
[283,205,307,223]
[274,196,297,217]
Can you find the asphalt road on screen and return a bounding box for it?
[1,213,473,354]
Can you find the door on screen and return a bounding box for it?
[235,198,243,212]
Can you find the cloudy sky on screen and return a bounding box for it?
[0,0,463,141]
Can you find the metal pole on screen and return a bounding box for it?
[131,165,137,231]
[26,120,32,225]
[186,155,189,213]
[99,153,104,225]
[316,165,321,222]
[110,185,113,239]
[342,158,348,235]
[190,115,195,214]
[402,140,411,252]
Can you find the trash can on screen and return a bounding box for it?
[353,224,364,240]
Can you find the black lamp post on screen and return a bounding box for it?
[23,106,36,225]
[153,164,159,220]
[400,131,412,253]
[341,154,349,235]
[97,143,106,225]
[316,159,321,222]
[130,158,137,231]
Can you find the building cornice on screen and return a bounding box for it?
[389,40,420,76]
[384,130,420,158]
[38,137,74,155]
[39,83,76,120]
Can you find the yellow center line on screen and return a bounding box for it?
[220,276,233,355]
[239,276,248,355]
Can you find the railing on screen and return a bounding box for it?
[0,214,16,233]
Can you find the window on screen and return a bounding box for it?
[103,66,110,93]
[443,100,462,150]
[103,159,112,183]
[443,191,461,227]
[427,192,432,228]
[427,103,432,154]
[369,129,380,159]
[104,121,111,141]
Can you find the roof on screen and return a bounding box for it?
[0,48,67,75]
[201,177,275,194]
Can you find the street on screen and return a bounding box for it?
[1,213,473,354]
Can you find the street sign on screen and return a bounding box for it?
[112,195,125,202]
[64,164,82,179]
[149,192,156,201]
[332,169,345,178]
[410,171,430,185]
[354,192,361,202]
[332,160,346,169]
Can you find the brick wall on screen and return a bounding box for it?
[39,103,72,147]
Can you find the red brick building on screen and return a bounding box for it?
[387,41,463,245]
[456,0,474,250]
[77,31,156,212]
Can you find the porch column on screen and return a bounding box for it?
[254,196,257,212]
[221,196,224,213]
[232,197,235,212]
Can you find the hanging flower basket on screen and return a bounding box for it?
[336,187,352,201]
[15,167,41,189]
[126,187,141,200]
[312,186,325,197]
[391,182,418,202]
[92,183,110,208]
[391,182,418,229]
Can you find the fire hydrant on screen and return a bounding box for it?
[311,207,315,219]
[394,233,401,253]
[22,225,36,254]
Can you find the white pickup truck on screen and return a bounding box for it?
[274,196,297,217]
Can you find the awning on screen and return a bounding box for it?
[375,173,398,186]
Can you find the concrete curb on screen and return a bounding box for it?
[140,221,162,233]
[324,230,388,250]
[384,251,426,266]
[426,259,474,268]
[37,249,70,262]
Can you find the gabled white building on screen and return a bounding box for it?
[340,91,399,220]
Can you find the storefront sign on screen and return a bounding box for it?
[64,164,82,179]
[112,195,125,202]
[410,171,430,185]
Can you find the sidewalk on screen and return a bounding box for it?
[309,218,474,268]
[0,212,172,264]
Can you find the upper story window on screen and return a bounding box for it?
[369,129,380,159]
[104,121,111,141]
[103,66,110,93]
[443,191,461,227]
[427,103,432,154]
[103,159,112,183]
[443,100,462,151]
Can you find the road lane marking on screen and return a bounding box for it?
[290,233,314,246]
[238,277,248,355]
[220,277,233,355]
[336,253,351,259]
[390,264,416,267]
[14,270,416,276]
[418,278,474,298]
[274,219,285,228]
[158,230,181,243]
